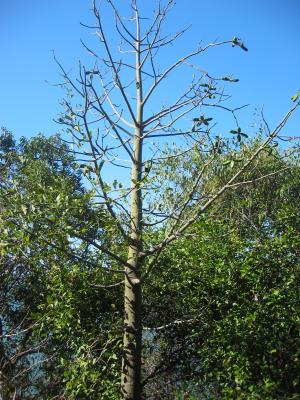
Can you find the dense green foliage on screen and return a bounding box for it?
[143,147,300,399]
[0,130,122,399]
[1,129,300,399]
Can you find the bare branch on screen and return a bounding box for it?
[92,0,138,125]
[142,102,300,279]
[143,40,232,106]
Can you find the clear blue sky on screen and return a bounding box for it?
[1,0,299,141]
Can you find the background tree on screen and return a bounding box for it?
[0,130,123,399]
[142,143,300,399]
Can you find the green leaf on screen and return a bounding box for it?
[222,76,239,83]
[56,193,63,205]
[291,91,300,102]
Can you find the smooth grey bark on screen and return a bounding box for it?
[121,6,144,397]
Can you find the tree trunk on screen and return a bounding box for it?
[121,143,143,399]
[121,134,143,399]
[121,6,144,397]
[121,265,142,399]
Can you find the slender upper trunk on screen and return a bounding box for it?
[121,5,144,398]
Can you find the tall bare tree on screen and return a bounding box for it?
[54,1,299,398]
